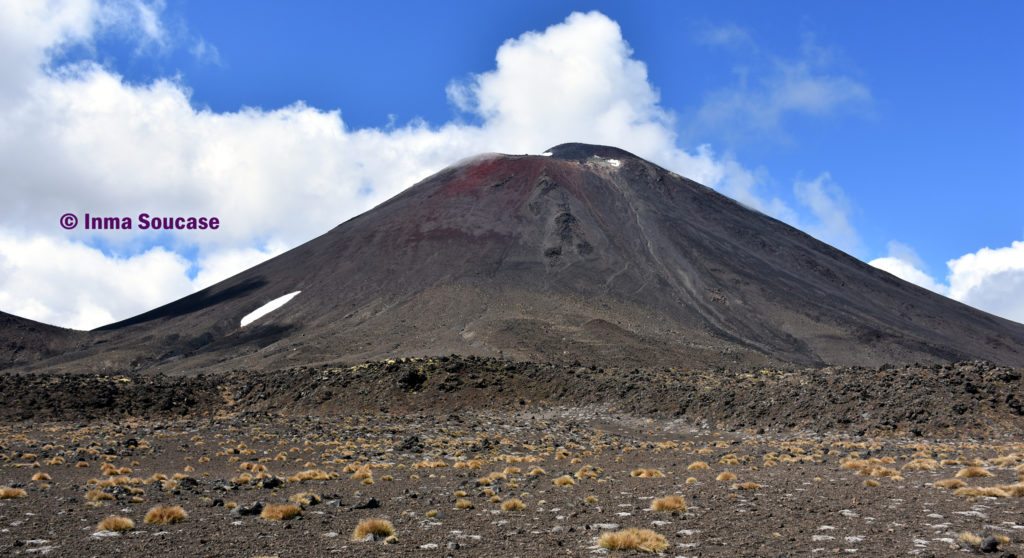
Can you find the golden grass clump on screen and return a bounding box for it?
[0,487,28,499]
[630,468,665,478]
[97,515,135,532]
[454,498,474,510]
[902,458,940,471]
[955,466,994,479]
[934,478,967,490]
[959,531,983,547]
[527,467,546,476]
[863,479,880,487]
[954,486,1010,498]
[598,528,669,553]
[716,471,737,482]
[260,503,302,520]
[553,475,576,486]
[31,472,51,482]
[650,495,686,512]
[288,469,332,482]
[687,461,709,471]
[144,505,188,525]
[351,518,396,542]
[85,488,114,502]
[501,498,527,511]
[289,492,321,506]
[732,482,762,490]
[575,465,600,479]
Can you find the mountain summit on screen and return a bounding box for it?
[8,143,1024,372]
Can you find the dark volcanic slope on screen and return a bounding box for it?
[11,143,1024,372]
[0,311,84,370]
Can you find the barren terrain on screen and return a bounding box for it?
[2,357,1023,557]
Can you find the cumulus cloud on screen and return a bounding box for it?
[0,4,868,329]
[870,240,1024,324]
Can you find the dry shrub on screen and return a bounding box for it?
[687,461,710,471]
[261,503,302,520]
[351,465,373,481]
[575,465,600,479]
[598,528,669,553]
[97,516,134,532]
[954,486,1010,498]
[288,469,331,482]
[902,458,940,471]
[630,468,664,478]
[31,472,51,482]
[351,518,396,542]
[650,495,686,512]
[716,471,737,482]
[501,498,527,511]
[289,492,321,506]
[955,466,993,479]
[934,478,967,490]
[863,479,880,487]
[453,459,484,470]
[732,482,762,490]
[144,505,187,525]
[959,531,983,547]
[454,498,474,509]
[0,487,27,499]
[85,489,114,502]
[553,475,576,486]
[527,467,546,476]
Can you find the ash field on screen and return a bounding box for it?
[2,145,1024,557]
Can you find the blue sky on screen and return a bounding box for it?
[89,0,1023,272]
[1,0,1022,328]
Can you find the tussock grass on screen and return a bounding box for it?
[351,518,395,542]
[732,482,762,490]
[687,461,710,471]
[630,468,664,478]
[527,467,546,476]
[902,458,940,471]
[650,495,686,512]
[716,471,737,482]
[85,489,114,502]
[144,505,187,525]
[454,498,474,509]
[553,475,576,486]
[288,469,332,482]
[31,472,51,482]
[954,486,1010,498]
[501,498,526,511]
[97,516,135,532]
[934,478,967,490]
[598,528,669,553]
[0,487,27,499]
[260,503,302,520]
[955,466,993,478]
[289,492,321,506]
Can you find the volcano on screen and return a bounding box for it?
[7,143,1024,373]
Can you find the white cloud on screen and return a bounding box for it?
[0,4,867,330]
[793,173,861,254]
[695,23,755,50]
[692,35,870,140]
[870,240,1024,324]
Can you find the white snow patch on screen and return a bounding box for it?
[240,291,300,327]
[606,159,621,167]
[540,152,553,156]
